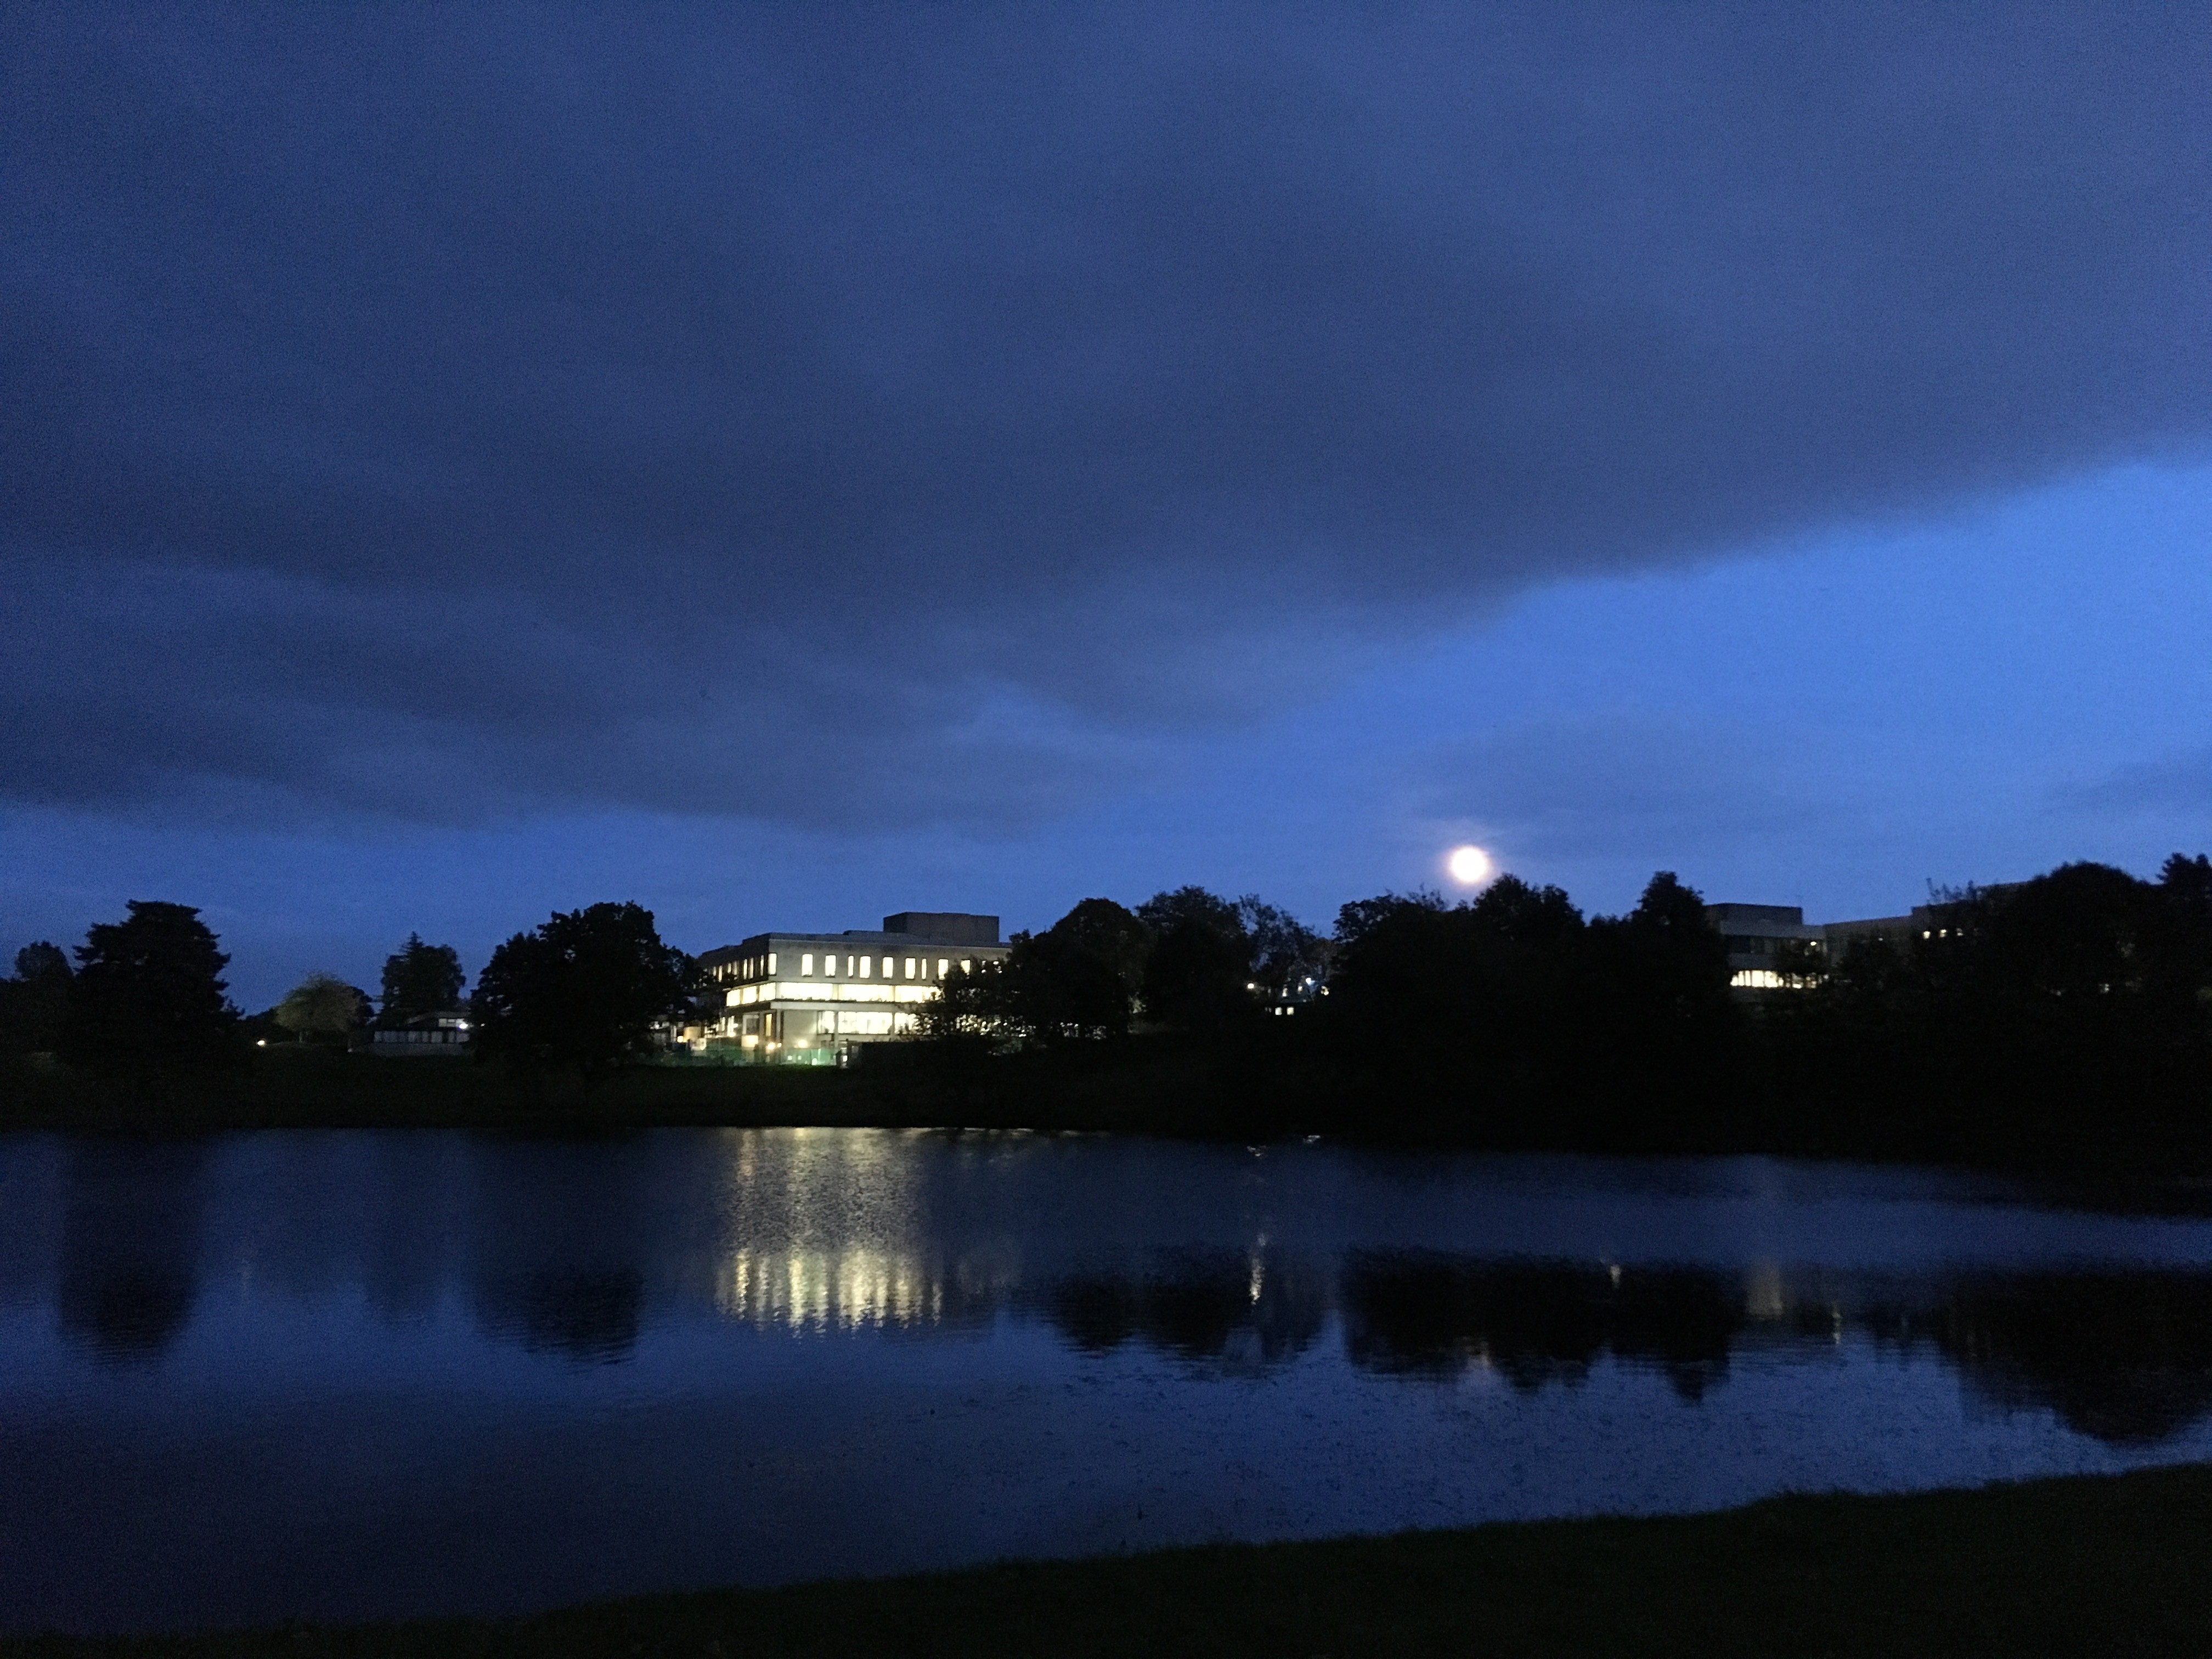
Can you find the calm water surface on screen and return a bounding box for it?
[5,1128,2212,1633]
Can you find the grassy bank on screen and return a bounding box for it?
[6,1465,2209,1657]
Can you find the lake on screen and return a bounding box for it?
[4,1127,2211,1635]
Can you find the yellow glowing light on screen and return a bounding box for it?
[1447,844,1494,885]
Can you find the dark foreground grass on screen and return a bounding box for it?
[10,1465,2212,1659]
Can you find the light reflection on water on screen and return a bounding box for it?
[3,1127,2212,1634]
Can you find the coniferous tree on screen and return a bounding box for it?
[58,902,241,1081]
[378,933,466,1026]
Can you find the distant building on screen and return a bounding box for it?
[1705,904,1827,991]
[369,1011,472,1055]
[1709,882,2024,991]
[1821,884,2022,964]
[1818,909,1920,963]
[689,912,1011,1063]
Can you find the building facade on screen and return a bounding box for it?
[1708,884,2022,991]
[1705,902,1828,990]
[369,1011,472,1055]
[689,912,1009,1063]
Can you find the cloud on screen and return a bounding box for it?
[1407,712,1830,864]
[5,4,2210,827]
[2053,749,2212,818]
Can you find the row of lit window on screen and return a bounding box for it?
[1730,969,1812,990]
[1722,935,1827,956]
[714,952,978,984]
[727,983,939,1007]
[719,1009,913,1040]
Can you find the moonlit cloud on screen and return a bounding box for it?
[5,4,2210,831]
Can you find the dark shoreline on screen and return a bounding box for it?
[8,1464,2210,1657]
[4,1040,2206,1189]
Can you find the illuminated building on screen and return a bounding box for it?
[368,1011,472,1054]
[1706,902,1827,991]
[689,912,1008,1062]
[1711,883,2024,991]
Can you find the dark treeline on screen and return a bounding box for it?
[1316,871,1737,1147]
[7,857,2211,1171]
[0,900,697,1097]
[1761,857,2212,1168]
[908,856,2212,1172]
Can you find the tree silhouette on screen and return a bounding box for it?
[274,972,369,1045]
[0,941,72,1054]
[378,933,466,1026]
[471,902,694,1081]
[1238,896,1328,998]
[915,899,1149,1048]
[58,902,241,1082]
[1137,887,1253,1032]
[1020,898,1152,1041]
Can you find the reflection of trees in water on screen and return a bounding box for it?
[1041,1249,1327,1369]
[469,1138,652,1364]
[1342,1255,2212,1443]
[1900,1273,2212,1447]
[55,1139,210,1364]
[476,1268,644,1363]
[1342,1255,1741,1402]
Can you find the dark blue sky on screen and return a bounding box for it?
[4,5,2209,1006]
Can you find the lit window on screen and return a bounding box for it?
[938,959,949,978]
[860,956,871,978]
[961,958,972,973]
[802,953,814,976]
[768,953,777,974]
[904,958,916,978]
[1728,969,1807,990]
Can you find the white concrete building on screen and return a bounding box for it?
[690,912,1009,1063]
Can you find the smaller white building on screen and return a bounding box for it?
[690,912,1010,1063]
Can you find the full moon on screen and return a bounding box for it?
[1447,844,1494,885]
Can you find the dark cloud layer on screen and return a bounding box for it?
[5,4,2209,827]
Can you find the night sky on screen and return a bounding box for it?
[5,6,2210,1007]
